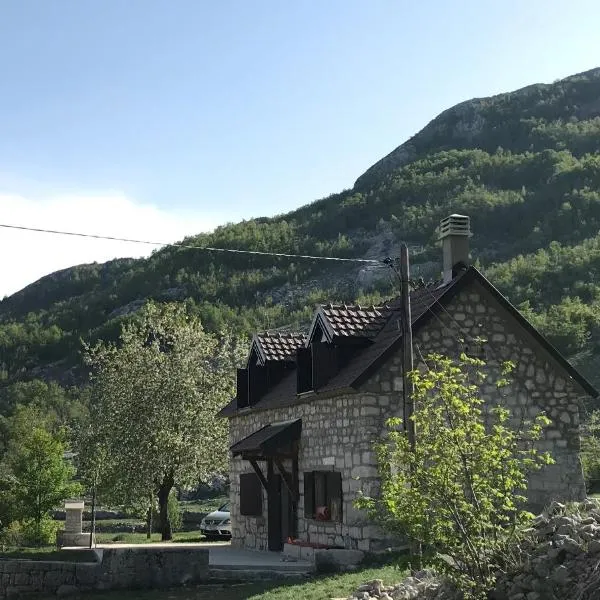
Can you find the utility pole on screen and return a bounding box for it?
[399,243,421,570]
[400,243,415,452]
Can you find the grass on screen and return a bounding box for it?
[84,556,409,600]
[179,495,229,513]
[94,529,221,544]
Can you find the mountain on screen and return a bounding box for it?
[3,67,600,392]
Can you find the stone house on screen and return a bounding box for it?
[218,214,598,553]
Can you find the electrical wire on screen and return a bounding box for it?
[0,223,382,264]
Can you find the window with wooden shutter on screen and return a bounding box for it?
[248,363,268,406]
[303,472,314,518]
[303,471,343,522]
[327,471,343,522]
[240,473,262,516]
[236,368,249,409]
[297,346,312,393]
[311,342,339,390]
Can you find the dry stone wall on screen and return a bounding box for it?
[229,279,587,551]
[0,547,209,599]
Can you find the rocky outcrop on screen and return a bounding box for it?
[492,498,600,600]
[347,498,600,600]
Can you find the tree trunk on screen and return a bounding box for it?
[157,473,174,541]
[89,481,97,548]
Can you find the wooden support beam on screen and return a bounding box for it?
[274,457,299,501]
[249,459,268,491]
[292,456,299,498]
[267,458,274,484]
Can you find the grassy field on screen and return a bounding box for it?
[94,530,211,544]
[84,558,408,600]
[179,495,229,513]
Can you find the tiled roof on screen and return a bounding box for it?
[320,303,391,339]
[255,331,307,362]
[219,280,455,417]
[217,267,598,419]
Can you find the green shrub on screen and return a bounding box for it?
[21,517,60,546]
[0,521,24,548]
[581,410,600,492]
[0,518,60,547]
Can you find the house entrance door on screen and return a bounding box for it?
[267,471,298,551]
[267,474,282,551]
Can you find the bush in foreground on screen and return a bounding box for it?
[357,354,552,599]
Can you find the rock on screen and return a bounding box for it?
[588,539,600,554]
[526,592,540,600]
[546,501,566,516]
[56,585,80,598]
[552,564,569,584]
[563,537,582,555]
[532,515,548,527]
[556,524,575,536]
[533,561,549,578]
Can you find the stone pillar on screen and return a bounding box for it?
[65,500,84,534]
[61,500,93,547]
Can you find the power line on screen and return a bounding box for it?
[0,223,383,265]
[384,258,502,360]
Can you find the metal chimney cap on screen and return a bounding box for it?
[439,214,472,239]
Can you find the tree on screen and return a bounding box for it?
[81,302,242,540]
[6,425,80,545]
[356,353,553,599]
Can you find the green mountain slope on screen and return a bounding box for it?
[2,67,600,390]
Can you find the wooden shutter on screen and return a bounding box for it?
[248,364,268,406]
[296,347,312,393]
[236,368,249,409]
[312,342,338,389]
[314,472,327,508]
[240,473,262,516]
[327,472,343,522]
[303,472,314,518]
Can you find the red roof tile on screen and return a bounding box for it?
[320,303,391,339]
[255,331,306,362]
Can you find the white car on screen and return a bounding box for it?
[200,502,231,539]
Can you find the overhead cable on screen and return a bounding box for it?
[0,223,382,264]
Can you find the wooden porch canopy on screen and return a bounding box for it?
[230,419,302,460]
[230,419,302,501]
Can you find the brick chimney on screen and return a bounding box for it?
[439,214,471,283]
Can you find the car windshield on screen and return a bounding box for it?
[218,502,230,512]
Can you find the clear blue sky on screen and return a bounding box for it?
[2,0,599,220]
[0,0,599,296]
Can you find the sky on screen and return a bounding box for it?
[0,0,599,297]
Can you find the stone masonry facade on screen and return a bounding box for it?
[228,279,587,552]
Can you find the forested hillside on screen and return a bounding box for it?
[2,66,600,400]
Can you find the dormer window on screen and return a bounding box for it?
[236,332,306,409]
[295,303,388,395]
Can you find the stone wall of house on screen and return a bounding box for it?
[0,547,210,599]
[411,281,586,509]
[228,371,404,552]
[228,279,587,551]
